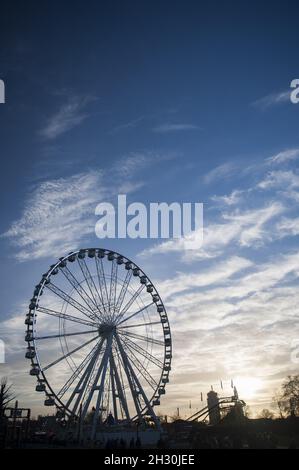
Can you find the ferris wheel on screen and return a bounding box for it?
[25,248,172,438]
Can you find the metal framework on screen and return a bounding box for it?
[186,395,246,423]
[25,248,172,438]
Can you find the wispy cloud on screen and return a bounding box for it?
[152,123,200,133]
[211,189,244,206]
[156,249,299,414]
[159,256,253,299]
[2,153,157,261]
[141,148,299,261]
[140,201,284,260]
[137,151,299,415]
[110,151,177,178]
[276,217,299,238]
[111,152,155,177]
[110,116,147,134]
[203,162,239,185]
[252,89,290,110]
[258,170,299,190]
[3,171,105,260]
[39,95,95,140]
[266,148,299,164]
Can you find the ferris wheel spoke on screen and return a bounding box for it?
[121,338,158,391]
[116,301,155,326]
[114,270,132,314]
[35,329,99,340]
[37,306,97,328]
[46,282,97,322]
[42,335,98,372]
[118,321,161,330]
[77,258,104,319]
[118,330,164,346]
[108,259,118,317]
[58,341,100,399]
[60,266,101,319]
[114,284,145,324]
[115,333,159,425]
[95,256,110,313]
[118,335,164,369]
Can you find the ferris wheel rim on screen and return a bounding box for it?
[25,248,172,425]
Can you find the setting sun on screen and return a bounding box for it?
[234,377,263,400]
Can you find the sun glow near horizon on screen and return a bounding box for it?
[234,377,264,401]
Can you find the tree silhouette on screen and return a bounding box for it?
[281,375,299,416]
[0,377,15,413]
[272,392,287,418]
[0,377,15,430]
[258,408,274,420]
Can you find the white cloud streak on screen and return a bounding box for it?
[152,123,200,133]
[3,171,105,260]
[267,148,299,165]
[39,95,94,140]
[203,162,238,185]
[2,153,156,261]
[252,90,291,110]
[211,189,243,206]
[258,170,299,190]
[141,202,284,259]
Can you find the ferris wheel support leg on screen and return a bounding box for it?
[110,356,118,422]
[90,334,113,440]
[80,337,111,422]
[110,352,131,422]
[115,334,144,423]
[66,338,104,415]
[115,334,161,431]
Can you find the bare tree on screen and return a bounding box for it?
[272,392,287,419]
[0,377,15,413]
[258,408,274,420]
[0,378,15,430]
[281,375,299,416]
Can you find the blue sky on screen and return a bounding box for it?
[0,0,299,417]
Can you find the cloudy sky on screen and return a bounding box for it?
[0,1,299,418]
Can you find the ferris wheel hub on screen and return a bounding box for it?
[98,323,116,337]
